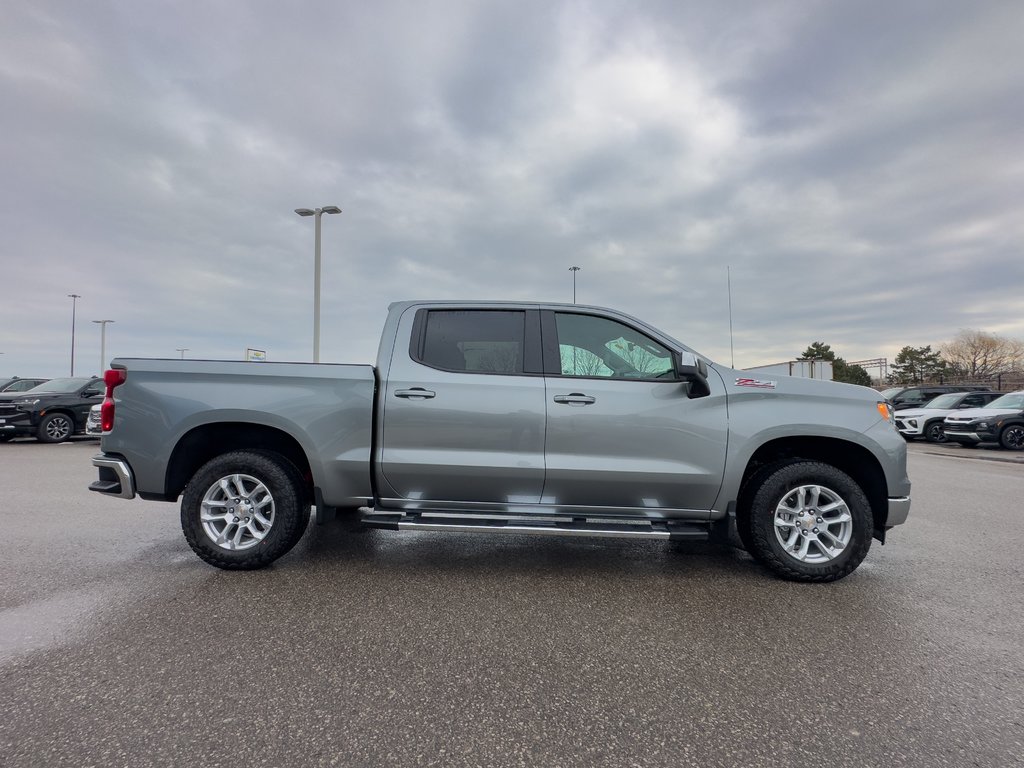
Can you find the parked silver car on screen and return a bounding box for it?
[85,404,102,437]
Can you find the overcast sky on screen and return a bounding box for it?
[2,1,1022,379]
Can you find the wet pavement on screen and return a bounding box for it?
[0,439,1022,767]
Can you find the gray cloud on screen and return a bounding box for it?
[1,0,1022,378]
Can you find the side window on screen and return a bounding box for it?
[554,313,675,379]
[419,310,525,374]
[962,394,986,407]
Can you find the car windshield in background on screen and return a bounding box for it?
[984,393,1024,409]
[924,394,963,409]
[24,378,91,394]
[879,388,903,399]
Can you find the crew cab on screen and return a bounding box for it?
[943,391,1024,450]
[0,377,103,442]
[89,301,911,582]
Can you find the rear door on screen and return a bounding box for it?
[540,310,728,513]
[378,307,547,506]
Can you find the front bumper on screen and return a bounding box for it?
[89,454,136,499]
[944,429,983,445]
[887,496,912,527]
[894,416,923,438]
[0,411,36,437]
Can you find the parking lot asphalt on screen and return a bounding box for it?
[0,439,1022,767]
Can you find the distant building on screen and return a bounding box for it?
[744,359,833,381]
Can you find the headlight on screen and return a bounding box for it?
[978,422,988,429]
[14,398,40,406]
[876,401,893,423]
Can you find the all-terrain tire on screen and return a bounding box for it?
[181,449,310,570]
[747,461,873,583]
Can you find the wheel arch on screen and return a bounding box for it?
[165,423,313,501]
[736,436,889,541]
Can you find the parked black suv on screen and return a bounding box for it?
[0,377,103,442]
[878,385,991,411]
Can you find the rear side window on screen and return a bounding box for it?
[418,310,525,374]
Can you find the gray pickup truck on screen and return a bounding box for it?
[89,300,910,582]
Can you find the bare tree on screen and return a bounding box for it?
[941,330,1024,378]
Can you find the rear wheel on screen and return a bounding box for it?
[1000,424,1024,451]
[37,413,74,443]
[180,450,311,570]
[924,421,947,443]
[745,461,872,582]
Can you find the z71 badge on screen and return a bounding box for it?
[735,377,777,389]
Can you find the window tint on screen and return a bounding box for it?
[420,310,524,374]
[554,313,674,379]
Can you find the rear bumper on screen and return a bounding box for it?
[89,454,136,499]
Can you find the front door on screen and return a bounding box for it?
[541,311,728,513]
[378,307,546,507]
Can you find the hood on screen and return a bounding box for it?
[714,364,883,404]
[0,391,64,403]
[945,407,1022,421]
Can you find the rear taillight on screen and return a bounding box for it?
[101,369,127,432]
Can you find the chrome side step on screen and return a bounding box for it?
[360,512,709,541]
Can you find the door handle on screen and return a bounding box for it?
[553,393,596,406]
[395,388,436,399]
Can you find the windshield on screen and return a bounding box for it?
[923,393,962,409]
[24,378,91,394]
[984,393,1024,410]
[879,388,903,400]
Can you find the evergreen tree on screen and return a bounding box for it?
[888,346,946,385]
[799,343,872,386]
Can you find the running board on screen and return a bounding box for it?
[359,511,709,541]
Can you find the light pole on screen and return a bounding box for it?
[67,294,81,375]
[175,348,189,359]
[569,266,581,304]
[92,320,115,374]
[294,205,342,363]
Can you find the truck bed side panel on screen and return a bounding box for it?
[101,359,375,505]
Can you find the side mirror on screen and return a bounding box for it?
[675,351,711,398]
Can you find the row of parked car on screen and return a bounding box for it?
[882,385,1024,450]
[4,375,1023,450]
[0,376,104,443]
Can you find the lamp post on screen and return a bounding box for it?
[92,320,114,374]
[175,348,189,359]
[294,205,342,363]
[569,266,581,304]
[67,294,81,375]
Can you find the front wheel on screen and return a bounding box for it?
[924,421,947,443]
[744,461,872,583]
[1000,424,1024,451]
[37,413,74,443]
[180,450,311,570]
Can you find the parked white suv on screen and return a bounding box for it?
[895,391,1003,442]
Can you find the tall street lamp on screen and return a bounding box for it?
[175,348,189,359]
[67,294,81,375]
[92,320,115,374]
[569,266,581,304]
[294,205,342,363]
